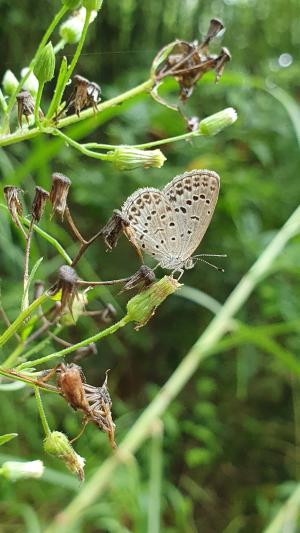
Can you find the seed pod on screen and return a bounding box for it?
[122,265,156,291]
[3,186,23,227]
[100,209,130,250]
[50,172,71,219]
[66,74,101,116]
[56,265,79,312]
[31,186,49,222]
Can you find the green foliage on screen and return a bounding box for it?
[0,0,300,532]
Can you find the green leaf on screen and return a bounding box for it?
[0,433,18,446]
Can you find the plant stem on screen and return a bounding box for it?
[44,203,300,532]
[84,130,199,151]
[0,79,153,147]
[34,387,51,436]
[53,39,66,54]
[0,89,7,113]
[17,315,130,370]
[1,343,24,369]
[0,367,58,393]
[22,220,34,311]
[0,203,72,265]
[51,128,112,161]
[34,83,44,127]
[147,420,163,533]
[2,5,68,131]
[0,292,50,349]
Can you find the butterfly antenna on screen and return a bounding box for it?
[194,254,227,273]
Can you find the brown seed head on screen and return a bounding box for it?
[50,172,71,219]
[16,90,35,127]
[3,186,23,226]
[31,186,49,222]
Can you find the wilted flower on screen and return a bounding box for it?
[16,90,35,127]
[109,147,166,170]
[44,431,85,481]
[67,74,101,116]
[0,460,44,481]
[55,265,79,313]
[31,186,49,222]
[151,18,230,105]
[126,276,181,329]
[59,7,98,45]
[2,70,18,95]
[84,371,116,449]
[50,172,71,219]
[123,265,156,291]
[100,209,130,250]
[20,68,39,97]
[3,186,23,227]
[198,107,237,136]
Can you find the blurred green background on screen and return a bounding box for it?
[0,0,300,531]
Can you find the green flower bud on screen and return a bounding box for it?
[44,431,85,481]
[34,42,55,84]
[109,147,166,171]
[61,0,82,8]
[2,70,18,96]
[82,0,102,10]
[198,107,237,136]
[0,460,44,481]
[126,276,181,329]
[20,68,39,97]
[59,7,97,44]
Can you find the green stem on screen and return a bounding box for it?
[34,83,44,127]
[53,39,66,54]
[0,292,50,349]
[0,203,72,265]
[0,89,8,113]
[3,5,68,130]
[263,483,300,533]
[34,387,51,436]
[1,343,25,369]
[17,316,130,370]
[84,131,199,151]
[0,367,57,393]
[51,129,111,161]
[54,9,91,113]
[44,203,300,532]
[0,79,154,148]
[147,421,163,533]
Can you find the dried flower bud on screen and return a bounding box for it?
[0,460,44,481]
[59,7,97,45]
[203,18,224,45]
[34,42,55,84]
[44,431,85,481]
[20,68,39,97]
[100,209,129,250]
[3,186,23,226]
[198,107,237,136]
[16,90,35,127]
[214,47,231,82]
[126,276,181,329]
[62,0,82,8]
[2,70,18,96]
[31,186,49,222]
[109,147,166,171]
[50,172,71,219]
[56,363,90,412]
[123,265,156,291]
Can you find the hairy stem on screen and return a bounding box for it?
[45,203,300,531]
[34,387,51,436]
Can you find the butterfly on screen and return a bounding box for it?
[121,169,222,276]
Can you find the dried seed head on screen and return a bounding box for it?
[214,47,231,82]
[68,74,101,116]
[31,186,49,222]
[3,186,23,226]
[16,90,35,127]
[56,265,79,312]
[50,172,71,219]
[44,431,85,481]
[203,18,224,45]
[84,371,116,448]
[100,209,130,250]
[123,265,156,292]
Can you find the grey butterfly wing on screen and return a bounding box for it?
[163,169,220,260]
[121,187,182,264]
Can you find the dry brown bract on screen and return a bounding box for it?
[152,18,231,105]
[66,75,101,117]
[16,90,43,127]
